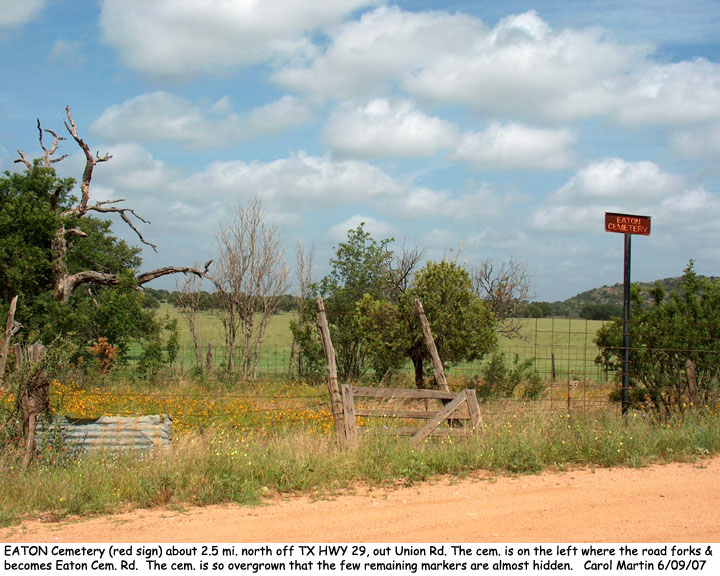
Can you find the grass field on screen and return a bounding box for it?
[137,303,610,385]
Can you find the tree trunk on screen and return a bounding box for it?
[411,350,425,389]
[0,296,19,383]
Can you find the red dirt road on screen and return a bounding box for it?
[3,458,720,543]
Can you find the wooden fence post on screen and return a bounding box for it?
[686,360,697,406]
[341,384,358,446]
[20,342,49,468]
[464,388,483,428]
[414,299,449,392]
[316,295,347,444]
[0,295,19,383]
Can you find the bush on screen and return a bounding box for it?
[474,352,542,400]
[595,262,720,417]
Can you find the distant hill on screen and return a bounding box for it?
[525,275,718,320]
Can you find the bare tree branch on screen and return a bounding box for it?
[15,119,70,169]
[55,264,213,303]
[213,196,289,377]
[63,106,111,216]
[86,204,158,251]
[37,121,68,166]
[15,107,214,303]
[174,271,205,369]
[471,258,534,339]
[136,264,211,286]
[14,150,32,169]
[391,241,425,302]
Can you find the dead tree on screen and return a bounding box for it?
[212,196,289,378]
[174,272,205,370]
[289,241,315,377]
[471,258,533,339]
[14,107,211,302]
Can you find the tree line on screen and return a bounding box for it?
[2,107,718,417]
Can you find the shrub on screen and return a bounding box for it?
[595,262,720,417]
[475,352,542,400]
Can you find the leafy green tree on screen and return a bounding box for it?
[0,164,160,357]
[595,262,720,416]
[291,223,395,380]
[2,108,209,366]
[359,260,497,388]
[579,303,622,320]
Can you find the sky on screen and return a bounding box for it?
[2,0,720,301]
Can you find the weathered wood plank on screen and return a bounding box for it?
[359,427,475,437]
[316,295,346,444]
[355,408,471,420]
[341,384,358,446]
[412,392,467,446]
[464,389,482,428]
[414,299,449,391]
[352,386,456,400]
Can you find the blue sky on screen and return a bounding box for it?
[2,1,720,301]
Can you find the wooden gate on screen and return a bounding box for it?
[341,385,482,446]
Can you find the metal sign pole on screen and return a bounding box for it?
[622,233,631,416]
[604,212,650,418]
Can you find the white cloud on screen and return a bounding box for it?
[91,92,312,147]
[275,7,649,122]
[530,204,606,235]
[404,11,648,122]
[325,98,458,158]
[672,123,720,161]
[273,5,486,100]
[99,0,380,79]
[400,183,508,222]
[329,215,395,242]
[531,159,686,236]
[244,95,315,135]
[616,59,720,126]
[92,142,181,193]
[0,0,44,28]
[169,152,407,212]
[552,158,683,203]
[165,151,509,226]
[660,187,717,216]
[456,122,575,170]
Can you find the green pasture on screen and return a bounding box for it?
[132,304,611,385]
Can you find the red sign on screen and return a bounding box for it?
[605,212,651,236]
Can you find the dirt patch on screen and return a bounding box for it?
[3,457,720,543]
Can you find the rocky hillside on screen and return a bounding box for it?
[529,275,717,319]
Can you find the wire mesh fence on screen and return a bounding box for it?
[19,316,716,435]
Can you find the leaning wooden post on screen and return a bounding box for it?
[316,296,347,444]
[414,299,449,392]
[21,342,49,468]
[0,295,19,384]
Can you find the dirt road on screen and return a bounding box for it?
[3,458,720,543]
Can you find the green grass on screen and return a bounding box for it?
[1,408,718,528]
[127,304,296,373]
[127,304,611,385]
[157,303,295,350]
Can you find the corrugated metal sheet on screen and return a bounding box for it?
[36,414,172,453]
